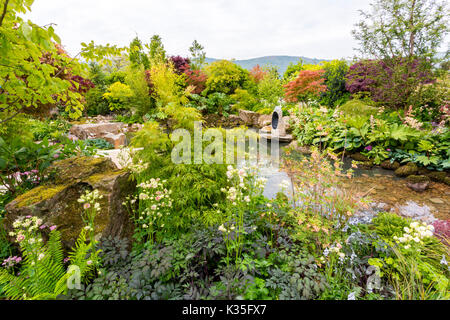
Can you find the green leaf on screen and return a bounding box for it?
[21,23,32,41]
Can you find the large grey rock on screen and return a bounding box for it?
[5,157,136,249]
[239,110,260,127]
[103,132,127,149]
[69,122,125,140]
[258,114,272,128]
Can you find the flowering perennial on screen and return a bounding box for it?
[393,221,434,249]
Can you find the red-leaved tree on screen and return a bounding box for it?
[184,68,207,94]
[284,70,327,104]
[249,64,268,84]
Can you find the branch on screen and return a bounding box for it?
[0,0,9,27]
[0,106,26,124]
[53,51,82,78]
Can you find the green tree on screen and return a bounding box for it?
[0,0,87,123]
[320,60,350,107]
[351,0,448,109]
[128,36,150,69]
[189,39,206,70]
[352,0,448,61]
[283,59,304,81]
[147,34,166,65]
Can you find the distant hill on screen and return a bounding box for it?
[204,55,329,75]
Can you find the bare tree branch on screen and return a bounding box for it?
[0,0,10,27]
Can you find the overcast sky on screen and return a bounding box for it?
[21,0,405,60]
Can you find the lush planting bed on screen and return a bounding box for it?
[1,0,449,302]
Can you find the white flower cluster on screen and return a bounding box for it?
[8,216,56,267]
[129,159,149,175]
[218,224,235,234]
[323,242,346,261]
[10,216,44,243]
[222,165,267,206]
[278,180,290,191]
[77,189,103,211]
[393,221,434,249]
[136,178,173,229]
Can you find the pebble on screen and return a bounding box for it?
[429,198,445,205]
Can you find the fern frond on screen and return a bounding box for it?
[48,231,64,266]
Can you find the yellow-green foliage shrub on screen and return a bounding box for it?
[203,60,250,95]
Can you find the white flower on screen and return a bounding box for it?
[244,196,251,203]
[218,225,227,233]
[347,292,356,300]
[410,222,419,229]
[38,253,45,261]
[441,255,448,266]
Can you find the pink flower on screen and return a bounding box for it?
[39,225,47,230]
[49,225,57,231]
[16,235,25,242]
[83,203,91,209]
[87,260,92,265]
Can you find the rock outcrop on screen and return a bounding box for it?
[69,122,142,149]
[239,110,260,127]
[5,157,136,248]
[258,114,272,128]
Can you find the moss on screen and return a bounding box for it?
[351,152,370,162]
[444,177,450,186]
[394,163,418,177]
[426,171,448,183]
[358,160,374,169]
[381,160,400,170]
[85,170,127,186]
[406,175,430,183]
[14,185,66,208]
[48,156,116,185]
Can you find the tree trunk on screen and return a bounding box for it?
[408,0,417,58]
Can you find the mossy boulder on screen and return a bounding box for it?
[44,156,117,185]
[394,163,418,177]
[406,175,430,192]
[406,175,431,183]
[380,160,400,170]
[350,152,370,162]
[444,177,450,186]
[5,157,136,249]
[426,171,449,184]
[358,160,374,169]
